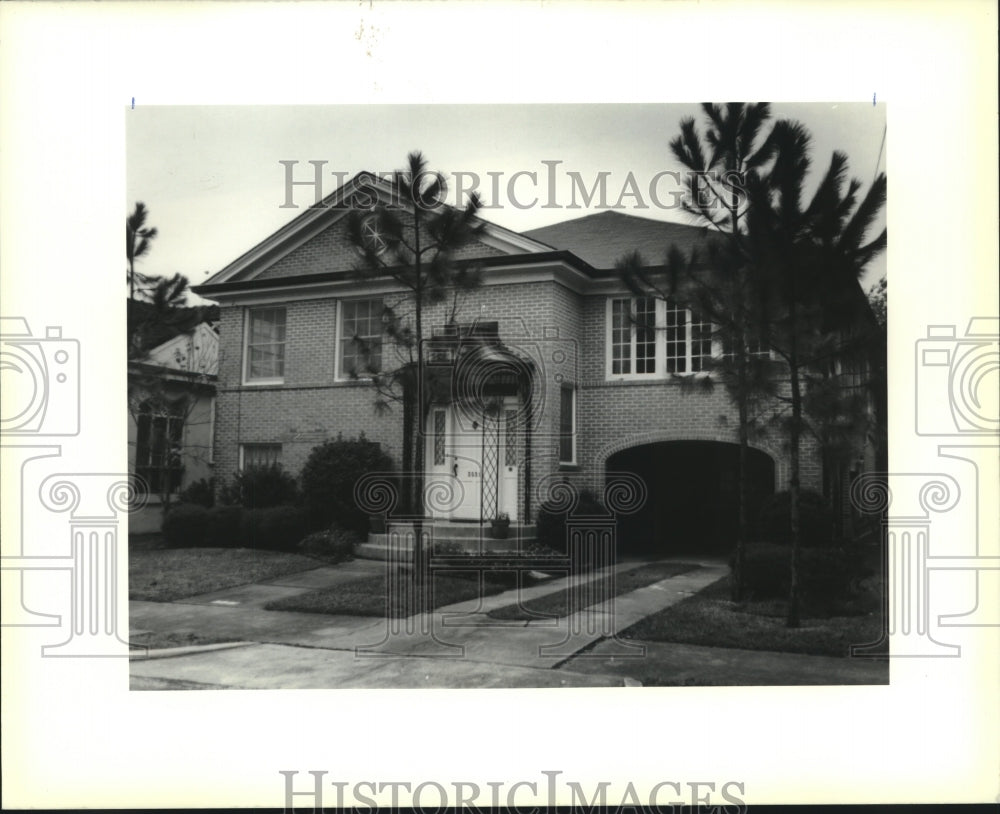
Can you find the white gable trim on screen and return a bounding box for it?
[205,172,553,286]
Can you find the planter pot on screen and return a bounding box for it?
[491,521,510,540]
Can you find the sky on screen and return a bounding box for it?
[126,103,888,298]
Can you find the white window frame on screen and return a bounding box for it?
[558,383,576,465]
[243,306,287,385]
[335,297,385,381]
[605,296,723,380]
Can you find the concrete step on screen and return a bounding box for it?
[385,521,537,539]
[354,534,535,562]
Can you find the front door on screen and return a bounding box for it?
[425,401,518,522]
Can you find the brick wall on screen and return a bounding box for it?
[214,274,827,521]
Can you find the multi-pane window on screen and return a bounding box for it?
[611,297,657,375]
[245,307,286,382]
[608,296,743,377]
[559,385,575,464]
[721,333,771,362]
[241,443,281,469]
[339,298,383,377]
[611,299,632,375]
[135,401,184,495]
[664,299,687,373]
[689,310,713,372]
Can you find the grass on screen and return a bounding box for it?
[129,630,235,651]
[622,574,887,658]
[486,561,700,621]
[265,569,512,617]
[129,547,324,602]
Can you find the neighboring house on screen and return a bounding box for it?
[193,173,879,553]
[127,322,218,533]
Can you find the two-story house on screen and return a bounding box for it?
[194,172,878,553]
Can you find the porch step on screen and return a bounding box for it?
[356,522,538,561]
[387,521,536,539]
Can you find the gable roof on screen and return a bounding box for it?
[523,210,715,270]
[202,172,553,286]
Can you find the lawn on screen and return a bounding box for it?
[265,569,512,617]
[622,575,887,658]
[129,547,323,602]
[486,561,700,621]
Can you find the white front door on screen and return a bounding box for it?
[449,411,484,520]
[424,402,519,522]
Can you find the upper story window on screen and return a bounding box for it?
[611,296,657,375]
[608,296,713,378]
[339,298,384,378]
[244,306,286,383]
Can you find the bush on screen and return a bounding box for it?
[536,489,610,554]
[738,542,868,606]
[297,524,360,563]
[220,464,298,509]
[242,506,309,552]
[205,505,244,548]
[758,489,835,547]
[300,434,394,533]
[177,477,215,508]
[161,503,210,547]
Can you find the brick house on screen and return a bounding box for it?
[194,173,879,553]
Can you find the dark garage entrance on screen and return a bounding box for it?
[607,441,775,555]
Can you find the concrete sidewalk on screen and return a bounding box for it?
[129,557,887,689]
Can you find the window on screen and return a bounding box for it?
[559,384,575,464]
[433,409,446,466]
[611,296,657,375]
[339,298,383,377]
[720,333,771,362]
[608,297,731,378]
[135,401,185,495]
[241,443,281,470]
[245,307,286,382]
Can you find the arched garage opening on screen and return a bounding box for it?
[607,441,775,555]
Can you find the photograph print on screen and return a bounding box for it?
[125,103,890,690]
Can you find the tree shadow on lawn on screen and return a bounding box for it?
[622,575,888,658]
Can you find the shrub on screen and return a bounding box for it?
[738,542,868,606]
[177,477,215,508]
[300,434,394,533]
[242,506,309,552]
[536,489,610,555]
[161,503,210,547]
[220,464,298,509]
[297,524,360,563]
[205,505,245,548]
[757,489,835,547]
